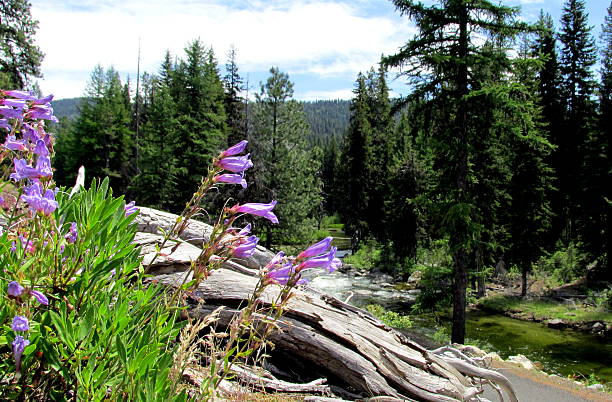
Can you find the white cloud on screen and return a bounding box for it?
[298,88,354,100]
[31,0,415,98]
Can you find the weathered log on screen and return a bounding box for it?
[137,207,514,401]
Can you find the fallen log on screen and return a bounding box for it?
[138,207,515,401]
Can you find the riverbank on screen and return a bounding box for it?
[475,294,612,337]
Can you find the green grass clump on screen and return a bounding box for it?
[366,304,413,329]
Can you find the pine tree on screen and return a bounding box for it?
[223,46,246,146]
[0,0,44,88]
[249,67,322,247]
[383,0,529,343]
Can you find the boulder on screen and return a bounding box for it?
[507,355,535,370]
[546,318,567,329]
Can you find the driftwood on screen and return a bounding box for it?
[137,207,516,401]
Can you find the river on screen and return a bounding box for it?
[309,269,612,385]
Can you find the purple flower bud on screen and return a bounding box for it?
[30,290,49,306]
[124,201,138,216]
[297,237,333,260]
[11,316,29,332]
[213,173,247,188]
[220,140,248,157]
[233,236,259,259]
[215,154,253,173]
[65,222,78,244]
[12,335,29,372]
[230,201,278,224]
[8,281,24,297]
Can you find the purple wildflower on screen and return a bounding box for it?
[0,98,27,109]
[22,182,58,215]
[0,118,11,130]
[3,135,27,151]
[65,222,78,244]
[229,201,278,224]
[213,173,247,188]
[297,247,339,273]
[10,157,52,181]
[12,335,29,373]
[125,201,138,216]
[2,90,36,99]
[19,236,36,254]
[297,237,333,260]
[0,106,23,120]
[21,123,40,142]
[26,104,58,123]
[32,94,54,105]
[215,154,253,173]
[265,263,308,286]
[33,139,49,156]
[30,290,49,306]
[220,140,248,157]
[233,235,259,259]
[7,281,24,298]
[11,316,29,332]
[238,223,251,236]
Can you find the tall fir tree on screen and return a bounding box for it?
[557,0,598,245]
[383,0,529,343]
[223,46,246,147]
[0,0,44,89]
[249,67,322,247]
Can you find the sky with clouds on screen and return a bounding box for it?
[30,0,610,101]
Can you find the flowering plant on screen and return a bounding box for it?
[0,89,339,400]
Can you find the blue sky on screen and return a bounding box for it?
[31,0,610,101]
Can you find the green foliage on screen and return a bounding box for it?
[365,304,412,330]
[0,0,44,89]
[0,178,182,399]
[536,243,588,284]
[343,240,382,270]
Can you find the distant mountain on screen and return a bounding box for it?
[301,99,350,142]
[52,97,82,120]
[52,97,351,142]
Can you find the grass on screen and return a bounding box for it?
[479,295,612,324]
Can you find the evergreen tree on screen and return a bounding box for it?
[223,46,246,147]
[173,40,228,209]
[341,73,373,251]
[383,0,529,343]
[557,0,598,244]
[0,0,44,88]
[55,66,134,194]
[249,67,322,247]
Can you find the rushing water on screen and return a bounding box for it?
[310,270,612,384]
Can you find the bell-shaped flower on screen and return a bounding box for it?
[0,118,11,130]
[220,140,248,158]
[7,281,24,298]
[26,104,58,122]
[265,263,307,286]
[297,237,333,260]
[12,335,30,373]
[2,90,36,99]
[22,182,58,215]
[11,316,29,332]
[233,235,259,259]
[229,201,278,224]
[3,135,27,151]
[33,139,49,156]
[213,173,247,188]
[297,247,339,272]
[238,223,251,236]
[0,106,23,120]
[215,153,253,173]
